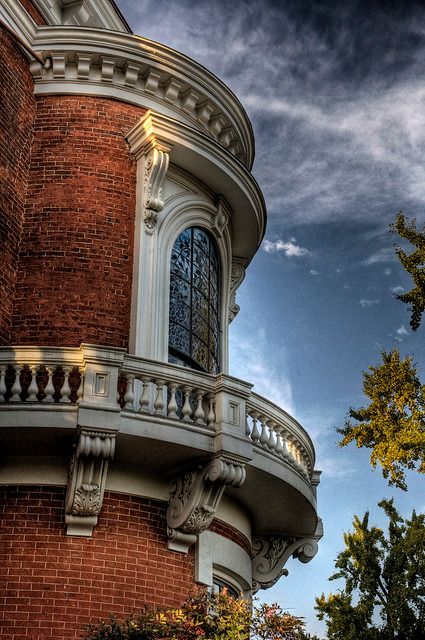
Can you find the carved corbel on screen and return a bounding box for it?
[166,456,246,553]
[251,519,323,593]
[228,260,246,323]
[143,144,170,232]
[65,427,117,536]
[213,195,229,236]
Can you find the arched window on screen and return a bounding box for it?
[169,227,220,374]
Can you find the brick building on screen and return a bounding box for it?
[0,1,322,638]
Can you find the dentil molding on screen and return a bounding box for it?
[166,455,246,553]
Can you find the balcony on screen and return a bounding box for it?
[0,344,320,547]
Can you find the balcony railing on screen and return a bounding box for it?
[0,345,315,484]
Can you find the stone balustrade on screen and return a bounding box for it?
[0,345,315,484]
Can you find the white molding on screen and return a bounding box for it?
[29,26,254,168]
[0,0,38,47]
[196,530,252,593]
[32,0,130,32]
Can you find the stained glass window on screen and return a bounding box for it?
[169,227,220,374]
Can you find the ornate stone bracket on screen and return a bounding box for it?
[251,519,323,593]
[166,455,246,553]
[228,260,246,323]
[65,426,117,536]
[143,144,170,232]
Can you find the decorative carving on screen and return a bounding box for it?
[252,519,323,593]
[228,261,246,323]
[143,146,170,232]
[65,427,117,536]
[213,196,228,236]
[166,456,246,552]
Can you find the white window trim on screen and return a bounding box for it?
[196,530,252,596]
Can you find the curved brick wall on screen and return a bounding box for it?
[0,487,197,640]
[11,96,146,349]
[0,28,36,345]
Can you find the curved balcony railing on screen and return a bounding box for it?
[0,345,316,485]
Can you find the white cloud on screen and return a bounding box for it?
[396,325,409,336]
[362,248,394,266]
[262,238,312,257]
[383,268,392,276]
[310,269,318,275]
[391,285,404,293]
[359,298,380,307]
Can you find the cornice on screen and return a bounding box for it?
[0,0,38,46]
[29,25,254,168]
[126,111,266,262]
[32,0,131,32]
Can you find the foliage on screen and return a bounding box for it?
[391,212,425,331]
[85,590,313,640]
[338,348,425,489]
[316,499,425,640]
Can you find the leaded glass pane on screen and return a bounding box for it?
[168,227,220,373]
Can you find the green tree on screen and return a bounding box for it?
[316,500,425,640]
[338,348,425,490]
[391,212,425,331]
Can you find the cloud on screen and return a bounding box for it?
[362,248,395,266]
[262,238,312,257]
[310,269,318,275]
[391,285,404,293]
[359,298,380,307]
[383,268,392,276]
[396,325,409,336]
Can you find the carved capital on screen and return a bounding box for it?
[228,260,246,323]
[252,519,323,593]
[143,146,170,232]
[166,456,246,552]
[65,427,117,536]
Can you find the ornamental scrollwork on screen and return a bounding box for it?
[143,146,170,231]
[251,519,323,593]
[166,455,246,552]
[65,427,117,536]
[228,261,246,323]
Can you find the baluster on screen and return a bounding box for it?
[44,366,55,403]
[206,393,215,428]
[259,415,269,447]
[60,367,72,403]
[194,389,206,425]
[138,376,150,413]
[77,369,84,404]
[124,373,135,410]
[167,382,179,419]
[154,379,165,416]
[0,366,7,402]
[286,436,297,465]
[245,412,251,437]
[10,366,22,402]
[27,365,39,402]
[280,430,290,461]
[274,425,285,457]
[182,386,193,422]
[250,411,260,442]
[267,419,277,451]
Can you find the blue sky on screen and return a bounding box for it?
[117,1,425,635]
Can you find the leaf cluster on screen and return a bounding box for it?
[85,591,311,640]
[391,212,425,331]
[338,348,425,489]
[316,500,425,639]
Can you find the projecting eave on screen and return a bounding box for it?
[127,111,266,263]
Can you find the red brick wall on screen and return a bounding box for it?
[0,28,36,345]
[11,96,145,349]
[18,0,47,25]
[0,487,197,640]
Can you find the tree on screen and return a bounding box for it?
[391,212,425,331]
[316,499,425,640]
[338,348,425,490]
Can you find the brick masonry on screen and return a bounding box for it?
[11,96,146,349]
[0,28,36,345]
[18,0,47,25]
[0,487,197,640]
